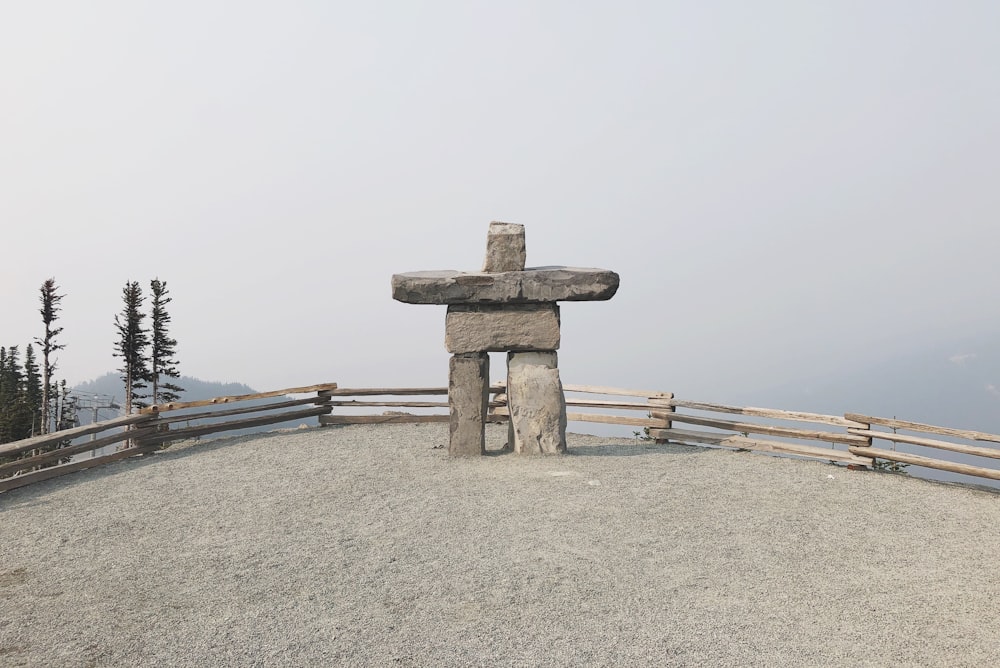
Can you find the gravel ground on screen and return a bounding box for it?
[2,422,999,667]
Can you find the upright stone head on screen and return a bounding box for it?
[482,222,526,273]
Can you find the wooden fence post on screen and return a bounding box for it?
[488,389,507,419]
[317,390,333,425]
[317,389,335,427]
[847,416,872,469]
[649,393,674,444]
[131,414,160,452]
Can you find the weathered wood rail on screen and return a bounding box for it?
[0,383,337,493]
[0,414,162,493]
[846,413,1000,482]
[4,380,1000,492]
[318,385,508,425]
[322,384,1000,483]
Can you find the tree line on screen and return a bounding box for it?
[113,279,184,415]
[1,278,184,458]
[0,279,71,445]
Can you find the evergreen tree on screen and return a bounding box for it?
[36,278,65,434]
[113,281,151,414]
[0,346,46,470]
[0,347,17,443]
[0,348,14,458]
[23,344,43,436]
[149,278,184,405]
[0,346,32,443]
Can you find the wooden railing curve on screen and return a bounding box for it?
[322,384,1000,483]
[4,380,1000,492]
[0,383,337,493]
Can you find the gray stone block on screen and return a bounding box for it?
[445,304,560,353]
[482,222,526,272]
[391,267,619,304]
[448,353,490,456]
[507,351,567,455]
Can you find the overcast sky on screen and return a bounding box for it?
[2,1,998,407]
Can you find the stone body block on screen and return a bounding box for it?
[506,351,567,455]
[482,222,526,273]
[448,353,490,456]
[445,304,561,353]
[392,267,620,305]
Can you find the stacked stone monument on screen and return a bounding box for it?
[392,223,619,456]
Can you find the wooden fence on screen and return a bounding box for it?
[317,385,508,425]
[322,384,1000,483]
[845,413,1000,482]
[322,384,869,464]
[0,383,337,493]
[4,380,1000,493]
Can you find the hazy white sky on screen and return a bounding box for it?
[2,1,998,404]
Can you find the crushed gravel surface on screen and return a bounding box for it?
[2,423,999,667]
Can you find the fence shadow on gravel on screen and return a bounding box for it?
[563,442,705,458]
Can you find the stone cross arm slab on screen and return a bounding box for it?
[392,267,620,305]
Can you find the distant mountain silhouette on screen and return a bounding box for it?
[73,374,257,416]
[71,373,313,437]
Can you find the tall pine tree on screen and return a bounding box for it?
[0,346,33,443]
[23,344,42,436]
[0,346,60,469]
[36,278,65,434]
[113,281,151,414]
[149,278,183,405]
[0,348,8,443]
[0,347,22,443]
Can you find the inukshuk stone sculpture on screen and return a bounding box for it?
[392,223,619,456]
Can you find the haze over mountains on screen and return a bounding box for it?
[726,330,1000,490]
[70,374,311,437]
[73,374,258,417]
[747,330,1000,436]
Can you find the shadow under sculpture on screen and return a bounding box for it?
[392,222,620,456]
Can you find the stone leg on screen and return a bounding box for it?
[448,353,490,456]
[506,351,567,455]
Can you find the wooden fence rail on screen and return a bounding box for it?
[315,384,1000,483]
[844,412,1000,482]
[4,380,1000,492]
[0,383,337,493]
[318,385,508,426]
[554,386,877,467]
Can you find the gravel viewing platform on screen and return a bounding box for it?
[2,423,999,667]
